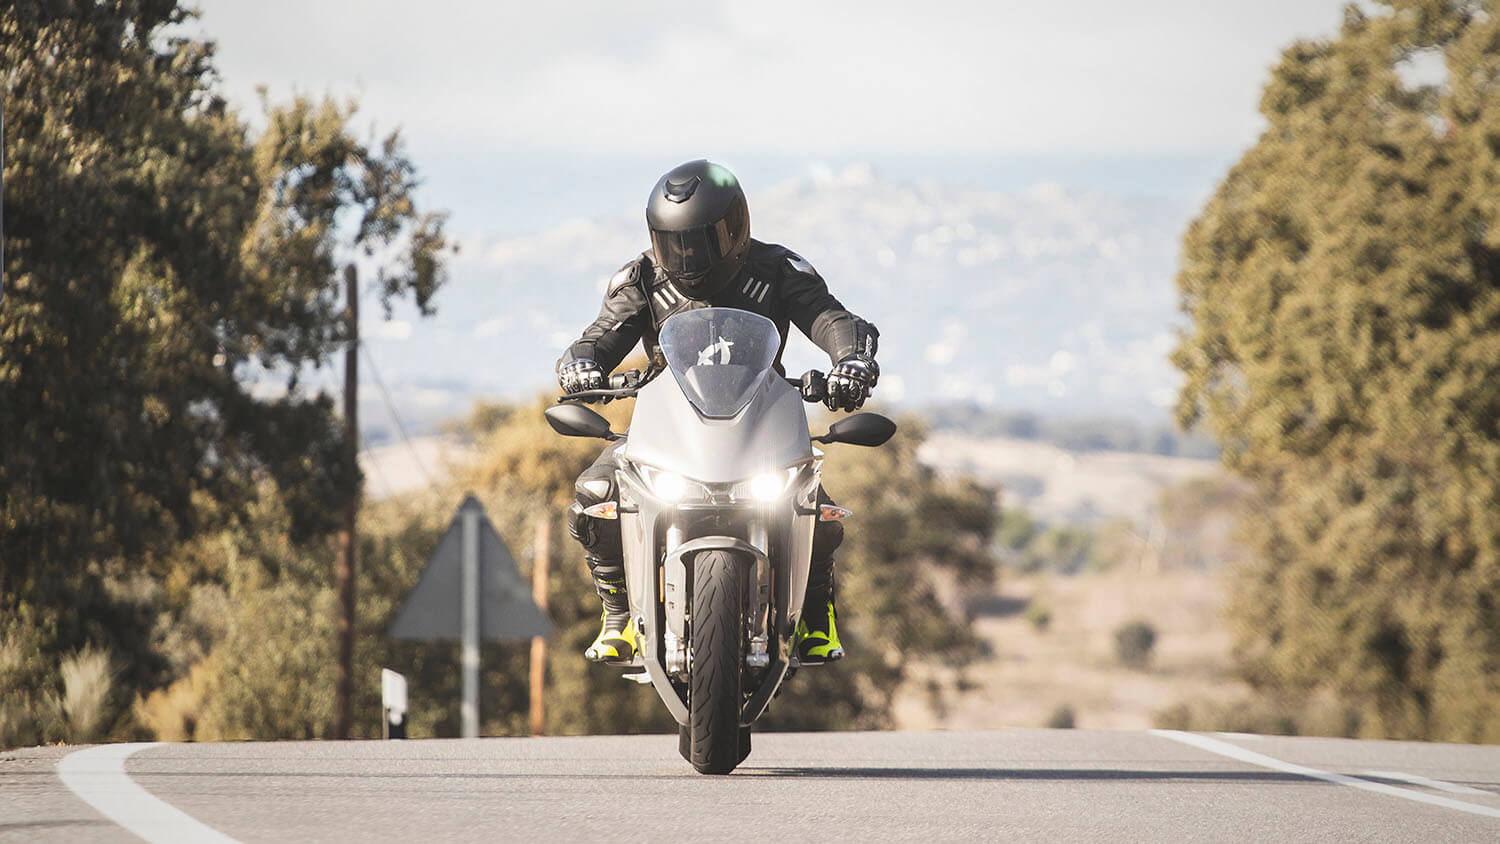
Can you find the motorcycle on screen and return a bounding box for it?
[545,307,894,774]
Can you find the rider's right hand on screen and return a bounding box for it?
[559,359,607,402]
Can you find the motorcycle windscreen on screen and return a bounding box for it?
[659,307,778,419]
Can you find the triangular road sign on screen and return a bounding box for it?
[388,494,552,641]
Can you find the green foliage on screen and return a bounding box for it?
[1045,704,1076,729]
[1174,0,1500,740]
[1113,620,1157,670]
[1024,600,1052,631]
[0,1,449,745]
[995,508,1098,574]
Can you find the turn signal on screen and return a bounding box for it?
[583,501,619,520]
[818,504,853,522]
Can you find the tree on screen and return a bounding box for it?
[0,1,449,745]
[1174,0,1500,741]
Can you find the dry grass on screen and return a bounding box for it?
[894,567,1248,731]
[54,647,114,743]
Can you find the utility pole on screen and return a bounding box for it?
[529,518,550,736]
[335,263,358,739]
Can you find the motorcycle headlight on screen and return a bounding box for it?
[633,463,706,503]
[749,472,785,501]
[654,471,688,501]
[733,465,805,502]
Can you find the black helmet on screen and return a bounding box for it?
[646,160,750,300]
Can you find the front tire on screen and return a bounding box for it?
[689,550,746,774]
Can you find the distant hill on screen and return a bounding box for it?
[923,403,1219,460]
[919,431,1221,530]
[353,164,1199,433]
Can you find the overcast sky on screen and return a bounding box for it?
[192,1,1352,232]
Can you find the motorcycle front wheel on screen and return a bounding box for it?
[688,549,747,774]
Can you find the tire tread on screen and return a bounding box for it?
[689,550,744,774]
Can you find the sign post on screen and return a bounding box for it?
[460,501,480,737]
[388,494,552,738]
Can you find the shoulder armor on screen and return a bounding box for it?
[785,251,818,277]
[606,260,642,296]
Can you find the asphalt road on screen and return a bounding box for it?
[3,729,1499,842]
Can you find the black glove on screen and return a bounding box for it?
[824,356,878,412]
[559,359,607,402]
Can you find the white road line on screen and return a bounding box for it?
[57,742,238,843]
[1151,730,1500,820]
[1362,770,1493,796]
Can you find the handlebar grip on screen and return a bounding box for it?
[609,369,641,390]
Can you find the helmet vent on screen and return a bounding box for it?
[663,174,701,203]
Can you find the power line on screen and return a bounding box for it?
[359,443,397,499]
[359,341,437,490]
[186,317,430,496]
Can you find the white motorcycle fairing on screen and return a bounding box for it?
[614,309,820,729]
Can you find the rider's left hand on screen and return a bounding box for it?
[824,356,878,412]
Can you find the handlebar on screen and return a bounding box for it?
[559,368,830,404]
[555,369,645,403]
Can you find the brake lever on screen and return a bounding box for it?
[556,388,634,403]
[558,367,656,403]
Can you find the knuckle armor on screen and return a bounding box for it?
[560,359,602,394]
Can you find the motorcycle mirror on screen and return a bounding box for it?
[545,403,619,440]
[813,412,897,447]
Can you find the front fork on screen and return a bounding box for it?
[746,521,771,669]
[661,520,773,681]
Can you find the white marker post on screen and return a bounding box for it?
[381,668,407,740]
[460,503,480,738]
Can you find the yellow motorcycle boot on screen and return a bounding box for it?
[584,558,636,664]
[585,608,637,664]
[795,598,844,664]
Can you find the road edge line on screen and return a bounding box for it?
[1361,770,1493,797]
[1150,729,1500,820]
[57,742,239,843]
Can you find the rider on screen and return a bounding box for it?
[558,159,881,667]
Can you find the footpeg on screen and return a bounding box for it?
[792,647,844,667]
[620,666,652,684]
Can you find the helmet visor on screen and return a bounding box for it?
[651,223,730,279]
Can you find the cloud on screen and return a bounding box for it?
[372,320,412,341]
[193,0,1349,159]
[473,316,510,339]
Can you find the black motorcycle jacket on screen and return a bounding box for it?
[557,240,879,375]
